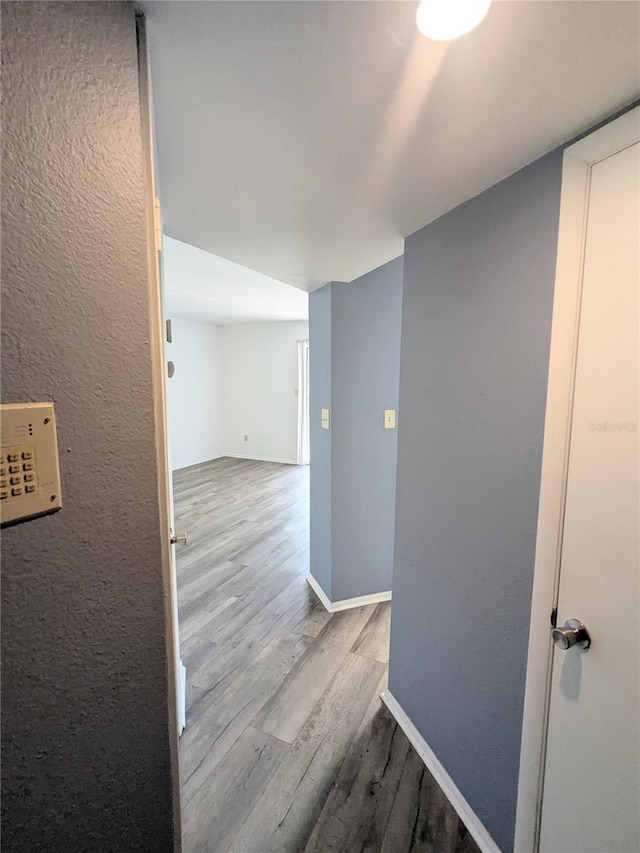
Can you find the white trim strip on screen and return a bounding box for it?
[306,573,333,611]
[136,12,183,848]
[381,689,502,853]
[569,105,640,165]
[330,589,392,612]
[225,454,299,465]
[306,574,391,613]
[173,455,225,473]
[173,453,298,473]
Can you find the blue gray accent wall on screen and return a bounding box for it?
[309,283,333,597]
[1,3,174,850]
[332,259,403,600]
[388,151,563,852]
[309,258,403,602]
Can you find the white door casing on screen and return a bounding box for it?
[138,21,187,740]
[297,339,310,466]
[515,108,640,853]
[540,138,639,853]
[137,13,184,850]
[155,196,188,739]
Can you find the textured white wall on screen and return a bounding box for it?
[167,318,224,469]
[221,322,309,464]
[1,4,173,850]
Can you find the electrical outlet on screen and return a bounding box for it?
[384,409,396,429]
[321,408,330,430]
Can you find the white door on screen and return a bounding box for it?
[137,18,187,739]
[156,214,188,736]
[539,140,639,851]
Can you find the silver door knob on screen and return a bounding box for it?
[552,618,591,651]
[170,532,187,546]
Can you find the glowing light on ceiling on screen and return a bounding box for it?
[416,0,492,41]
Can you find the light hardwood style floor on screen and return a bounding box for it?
[174,457,480,853]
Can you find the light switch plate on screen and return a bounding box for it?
[0,402,62,527]
[384,409,396,429]
[321,408,330,430]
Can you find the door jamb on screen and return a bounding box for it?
[136,12,183,852]
[514,106,640,853]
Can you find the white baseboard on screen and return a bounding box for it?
[178,659,186,736]
[225,453,298,465]
[381,690,502,853]
[306,573,333,611]
[306,574,392,613]
[173,454,225,472]
[174,454,300,472]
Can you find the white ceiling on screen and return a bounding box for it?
[145,1,640,292]
[163,237,308,324]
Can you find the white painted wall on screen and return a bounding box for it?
[166,318,224,470]
[166,318,309,469]
[221,322,309,464]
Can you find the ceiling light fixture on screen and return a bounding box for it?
[416,0,491,41]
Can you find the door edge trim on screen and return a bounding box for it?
[514,105,640,853]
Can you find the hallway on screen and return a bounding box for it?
[174,458,479,853]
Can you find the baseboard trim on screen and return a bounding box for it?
[306,574,392,613]
[173,455,225,473]
[381,690,502,853]
[178,660,186,736]
[306,573,333,611]
[225,454,298,466]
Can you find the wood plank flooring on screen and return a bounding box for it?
[174,457,480,853]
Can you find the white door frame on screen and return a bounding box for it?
[514,105,640,853]
[297,338,310,465]
[136,13,183,852]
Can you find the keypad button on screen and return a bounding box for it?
[10,476,21,485]
[7,453,19,462]
[0,490,8,500]
[22,451,33,460]
[24,473,35,483]
[25,484,36,494]
[0,480,7,489]
[9,465,20,474]
[0,468,6,477]
[11,487,23,496]
[22,462,33,471]
[0,456,6,465]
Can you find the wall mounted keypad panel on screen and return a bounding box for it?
[0,403,62,526]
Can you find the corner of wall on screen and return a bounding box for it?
[309,284,333,600]
[309,265,403,604]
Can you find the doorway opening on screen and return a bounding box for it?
[515,107,639,853]
[297,338,310,466]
